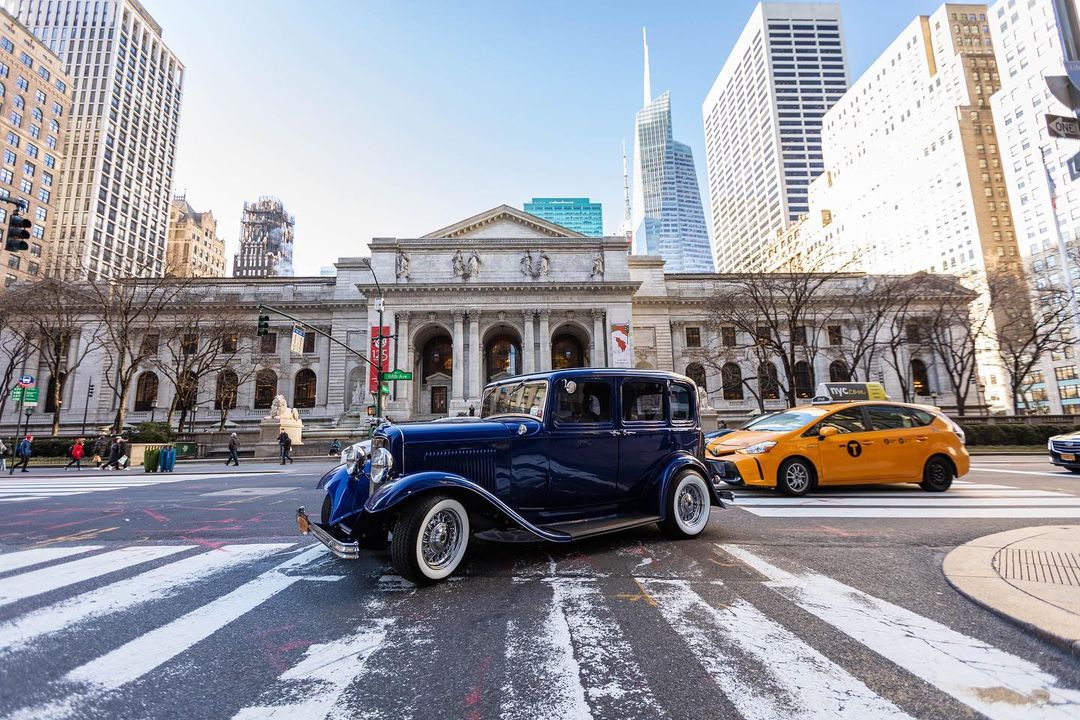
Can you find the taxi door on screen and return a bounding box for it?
[812,406,876,484]
[862,404,925,481]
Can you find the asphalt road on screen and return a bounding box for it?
[0,455,1078,719]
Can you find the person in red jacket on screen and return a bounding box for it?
[65,438,85,471]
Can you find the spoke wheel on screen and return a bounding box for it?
[778,458,814,496]
[391,495,470,585]
[659,470,711,538]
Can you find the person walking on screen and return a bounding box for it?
[0,438,8,472]
[65,438,85,471]
[93,432,110,469]
[12,435,32,473]
[105,436,124,470]
[226,432,240,466]
[277,428,293,465]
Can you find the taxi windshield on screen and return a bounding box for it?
[742,408,828,432]
[481,380,548,419]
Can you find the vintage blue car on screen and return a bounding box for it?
[297,369,732,584]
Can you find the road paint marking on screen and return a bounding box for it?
[33,528,119,546]
[733,489,1070,500]
[0,545,190,607]
[0,546,102,575]
[201,487,298,497]
[64,545,335,692]
[734,497,1080,507]
[969,467,1077,478]
[721,544,1080,720]
[741,507,1080,518]
[0,543,292,654]
[231,615,392,719]
[641,578,914,720]
[502,584,593,720]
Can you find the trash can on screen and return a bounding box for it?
[143,447,160,473]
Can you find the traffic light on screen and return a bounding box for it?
[257,314,270,336]
[5,214,31,252]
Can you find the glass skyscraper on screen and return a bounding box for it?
[631,30,713,273]
[523,197,603,237]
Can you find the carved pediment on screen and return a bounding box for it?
[422,205,587,240]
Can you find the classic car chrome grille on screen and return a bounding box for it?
[424,448,498,493]
[1052,440,1080,453]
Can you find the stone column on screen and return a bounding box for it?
[452,311,464,403]
[522,309,536,373]
[469,311,482,403]
[591,310,605,367]
[538,310,551,371]
[394,311,411,416]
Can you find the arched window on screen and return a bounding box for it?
[758,362,780,400]
[552,333,585,369]
[722,363,743,400]
[794,361,815,399]
[421,334,453,378]
[293,368,317,408]
[215,370,239,410]
[485,333,521,382]
[911,358,931,396]
[134,372,158,412]
[254,369,277,409]
[829,360,850,382]
[685,362,707,391]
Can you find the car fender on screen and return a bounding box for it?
[653,453,726,519]
[364,471,572,543]
[317,463,345,490]
[322,465,371,526]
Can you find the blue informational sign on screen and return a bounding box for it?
[17,374,33,387]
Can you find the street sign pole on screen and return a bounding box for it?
[9,393,23,476]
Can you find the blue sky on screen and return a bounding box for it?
[144,0,934,274]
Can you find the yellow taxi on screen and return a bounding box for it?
[705,383,969,495]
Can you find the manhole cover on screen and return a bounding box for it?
[993,548,1080,586]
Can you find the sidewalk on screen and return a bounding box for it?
[943,525,1080,656]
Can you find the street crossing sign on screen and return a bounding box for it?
[381,369,413,381]
[17,375,33,387]
[1046,113,1080,140]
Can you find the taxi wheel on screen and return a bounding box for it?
[659,470,712,538]
[390,494,470,585]
[777,458,815,496]
[920,456,954,492]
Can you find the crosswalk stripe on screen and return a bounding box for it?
[0,543,293,655]
[641,578,914,719]
[734,497,1080,507]
[0,546,102,575]
[231,614,392,719]
[64,545,336,692]
[733,489,1070,499]
[720,544,1080,719]
[742,507,1080,518]
[969,467,1074,478]
[0,545,191,607]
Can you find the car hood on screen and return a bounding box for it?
[1051,429,1080,440]
[389,419,514,444]
[706,430,784,457]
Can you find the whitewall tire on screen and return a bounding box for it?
[391,494,470,585]
[659,471,711,538]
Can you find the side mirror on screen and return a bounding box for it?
[818,425,839,439]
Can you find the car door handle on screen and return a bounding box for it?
[860,441,875,445]
[916,436,929,442]
[609,430,622,437]
[622,430,637,437]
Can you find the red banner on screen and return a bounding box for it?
[369,325,391,393]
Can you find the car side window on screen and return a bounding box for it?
[670,383,692,422]
[905,408,935,426]
[623,381,665,422]
[553,380,612,424]
[867,405,915,430]
[820,407,867,434]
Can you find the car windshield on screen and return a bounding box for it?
[742,408,828,432]
[480,380,548,419]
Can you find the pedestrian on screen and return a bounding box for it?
[93,431,110,468]
[12,434,32,473]
[65,438,85,471]
[278,428,293,464]
[0,437,8,472]
[105,436,123,470]
[468,405,475,417]
[328,439,341,456]
[226,432,240,466]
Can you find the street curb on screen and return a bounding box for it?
[966,450,1044,456]
[943,526,1080,658]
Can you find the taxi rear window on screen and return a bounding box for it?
[866,405,935,429]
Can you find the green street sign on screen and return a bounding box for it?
[24,388,38,403]
[10,387,21,401]
[381,369,413,381]
[379,383,390,394]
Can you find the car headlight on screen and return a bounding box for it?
[369,447,393,485]
[1049,437,1059,451]
[372,436,388,450]
[738,441,777,455]
[343,442,366,475]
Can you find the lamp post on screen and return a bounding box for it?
[360,258,387,419]
[9,406,31,476]
[150,400,158,424]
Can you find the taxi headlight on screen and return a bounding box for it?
[369,447,393,485]
[343,443,366,475]
[738,441,777,455]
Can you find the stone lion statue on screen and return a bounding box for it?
[266,394,289,420]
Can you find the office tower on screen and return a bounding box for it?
[0,8,71,286]
[11,0,184,280]
[165,195,225,278]
[523,198,603,237]
[703,3,847,272]
[632,29,713,273]
[233,196,294,278]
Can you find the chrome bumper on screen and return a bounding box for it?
[296,506,359,560]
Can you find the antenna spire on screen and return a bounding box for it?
[642,27,651,106]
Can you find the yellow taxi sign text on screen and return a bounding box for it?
[813,382,888,403]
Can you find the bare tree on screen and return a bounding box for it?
[90,275,193,433]
[11,278,105,435]
[834,274,927,382]
[213,349,264,430]
[0,299,31,423]
[988,267,1078,414]
[921,276,986,416]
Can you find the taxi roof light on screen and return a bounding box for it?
[812,382,889,405]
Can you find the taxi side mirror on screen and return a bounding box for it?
[818,425,839,439]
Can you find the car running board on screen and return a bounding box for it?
[539,514,661,541]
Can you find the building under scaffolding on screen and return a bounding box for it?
[233,197,295,277]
